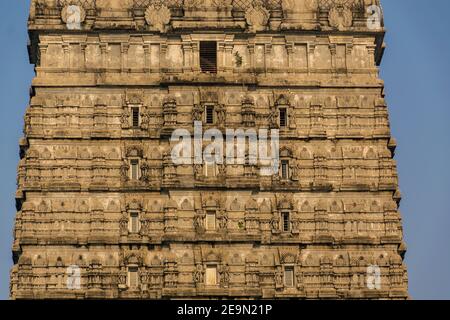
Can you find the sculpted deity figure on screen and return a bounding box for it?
[145,4,172,33]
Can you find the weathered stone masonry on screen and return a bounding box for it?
[11,0,408,299]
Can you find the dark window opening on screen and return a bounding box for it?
[131,107,140,128]
[279,108,287,128]
[206,105,215,124]
[200,41,217,74]
[281,160,289,180]
[282,212,290,232]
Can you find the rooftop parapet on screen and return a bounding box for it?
[29,0,384,33]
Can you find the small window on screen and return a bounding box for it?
[205,266,217,286]
[279,108,287,128]
[130,159,140,180]
[200,41,217,73]
[128,267,139,288]
[281,160,289,180]
[205,105,215,124]
[206,211,216,231]
[284,266,294,287]
[129,211,140,234]
[131,107,140,128]
[282,212,290,232]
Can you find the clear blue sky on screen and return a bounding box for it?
[0,0,449,300]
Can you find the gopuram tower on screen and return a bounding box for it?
[11,0,408,299]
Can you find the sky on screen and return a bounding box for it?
[0,0,449,300]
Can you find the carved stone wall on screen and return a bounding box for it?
[11,0,407,299]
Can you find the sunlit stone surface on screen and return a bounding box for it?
[10,0,408,299]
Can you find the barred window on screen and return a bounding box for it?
[282,212,290,232]
[205,105,215,124]
[279,107,288,128]
[131,107,140,128]
[281,160,289,180]
[200,41,217,73]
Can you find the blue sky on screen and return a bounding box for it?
[0,0,449,300]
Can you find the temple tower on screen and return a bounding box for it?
[11,0,408,299]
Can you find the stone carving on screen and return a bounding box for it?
[193,264,204,283]
[245,5,270,32]
[218,264,230,287]
[120,160,129,182]
[184,0,232,9]
[212,0,233,8]
[282,0,317,11]
[162,96,177,127]
[140,161,150,182]
[140,107,150,130]
[61,5,86,30]
[241,96,256,127]
[122,249,145,266]
[97,0,132,10]
[119,212,128,236]
[328,6,353,30]
[218,212,228,230]
[216,104,226,125]
[290,161,300,181]
[267,106,279,129]
[218,164,227,178]
[192,104,203,122]
[270,214,280,233]
[121,108,131,129]
[126,145,144,158]
[281,0,296,10]
[194,164,202,179]
[145,4,171,33]
[193,211,205,233]
[184,0,201,8]
[275,267,283,288]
